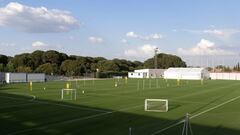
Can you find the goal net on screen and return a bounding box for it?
[145,99,168,112]
[61,89,77,100]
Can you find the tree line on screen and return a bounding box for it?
[206,63,240,72]
[0,50,186,77]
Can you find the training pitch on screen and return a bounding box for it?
[0,79,240,135]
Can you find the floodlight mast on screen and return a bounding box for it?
[154,48,158,69]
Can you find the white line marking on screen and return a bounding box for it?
[190,95,240,119]
[151,95,240,135]
[170,99,218,105]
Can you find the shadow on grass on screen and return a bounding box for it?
[0,84,19,91]
[0,92,239,135]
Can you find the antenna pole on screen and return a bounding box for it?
[154,48,158,69]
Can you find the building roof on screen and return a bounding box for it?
[165,68,205,73]
[134,69,166,73]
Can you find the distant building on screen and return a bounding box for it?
[164,68,209,80]
[128,69,166,78]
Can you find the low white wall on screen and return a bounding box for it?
[0,72,4,82]
[27,73,45,82]
[5,73,46,83]
[210,73,240,80]
[5,73,27,83]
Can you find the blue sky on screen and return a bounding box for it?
[0,0,240,66]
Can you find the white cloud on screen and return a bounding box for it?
[203,29,224,36]
[89,36,103,44]
[178,39,235,56]
[32,41,47,47]
[69,36,74,40]
[0,2,79,33]
[151,33,162,39]
[203,29,240,37]
[124,44,158,58]
[121,39,128,44]
[19,41,63,53]
[183,28,240,38]
[126,32,138,38]
[0,42,16,56]
[0,42,15,47]
[126,31,163,40]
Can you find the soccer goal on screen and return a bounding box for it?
[61,89,77,100]
[144,99,168,112]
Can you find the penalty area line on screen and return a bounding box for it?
[151,95,240,135]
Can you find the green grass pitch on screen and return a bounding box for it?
[0,79,240,135]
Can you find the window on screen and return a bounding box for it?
[131,73,133,75]
[138,73,140,76]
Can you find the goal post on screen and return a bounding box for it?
[145,99,168,112]
[61,89,77,100]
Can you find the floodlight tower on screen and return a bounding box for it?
[154,48,159,69]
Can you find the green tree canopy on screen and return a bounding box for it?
[31,50,44,69]
[42,50,61,65]
[16,66,32,73]
[0,64,4,72]
[35,63,58,75]
[144,53,186,69]
[98,60,120,72]
[60,60,78,76]
[12,53,33,68]
[0,50,189,76]
[0,55,8,65]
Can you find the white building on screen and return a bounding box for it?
[27,73,45,82]
[5,73,27,83]
[128,69,166,78]
[164,68,209,80]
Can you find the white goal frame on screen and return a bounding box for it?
[144,99,168,112]
[61,89,77,100]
